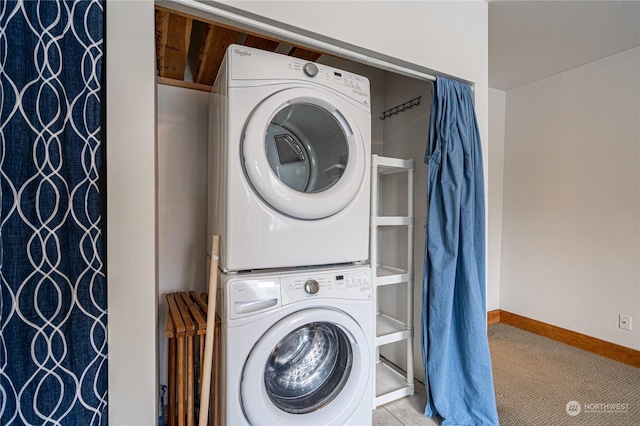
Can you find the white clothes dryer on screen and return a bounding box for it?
[208,45,371,272]
[218,265,373,426]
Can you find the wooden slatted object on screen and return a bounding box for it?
[165,292,220,426]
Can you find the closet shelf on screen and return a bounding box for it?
[375,362,415,406]
[376,313,412,346]
[371,216,414,227]
[370,154,415,408]
[375,265,412,286]
[375,156,414,173]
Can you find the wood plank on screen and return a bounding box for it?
[500,310,640,368]
[190,290,208,314]
[155,4,278,45]
[181,292,207,334]
[167,293,186,335]
[174,292,196,335]
[288,46,322,62]
[213,315,221,426]
[155,9,192,80]
[157,76,213,93]
[165,309,176,338]
[187,335,194,426]
[167,319,176,426]
[195,24,239,85]
[487,309,501,325]
[177,336,185,426]
[244,35,279,52]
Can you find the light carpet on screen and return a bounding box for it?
[489,323,640,425]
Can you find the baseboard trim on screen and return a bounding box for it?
[487,309,501,325]
[488,309,640,369]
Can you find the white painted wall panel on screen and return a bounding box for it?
[106,0,157,423]
[157,85,210,387]
[488,88,506,311]
[500,47,640,349]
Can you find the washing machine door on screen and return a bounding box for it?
[242,87,367,220]
[241,308,371,425]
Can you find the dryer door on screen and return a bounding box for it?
[242,87,367,220]
[241,308,371,425]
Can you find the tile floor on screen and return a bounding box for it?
[372,385,440,426]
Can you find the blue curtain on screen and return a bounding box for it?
[0,1,107,424]
[421,77,498,425]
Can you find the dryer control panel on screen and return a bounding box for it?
[227,44,371,110]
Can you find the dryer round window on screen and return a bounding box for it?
[242,88,366,220]
[265,103,349,194]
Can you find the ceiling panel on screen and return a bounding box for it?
[489,1,640,90]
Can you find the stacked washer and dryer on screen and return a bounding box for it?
[208,45,374,425]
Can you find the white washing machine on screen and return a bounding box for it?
[218,265,373,425]
[208,45,371,272]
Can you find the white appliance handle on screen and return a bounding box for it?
[235,298,278,314]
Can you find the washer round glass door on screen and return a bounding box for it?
[242,87,367,220]
[241,308,370,425]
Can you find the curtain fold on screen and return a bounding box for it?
[0,1,107,424]
[421,77,498,425]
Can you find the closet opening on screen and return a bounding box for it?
[155,0,442,412]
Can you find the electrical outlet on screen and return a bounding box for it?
[619,314,632,331]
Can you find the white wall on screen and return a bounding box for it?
[157,85,210,386]
[106,0,157,424]
[500,47,640,350]
[487,88,506,311]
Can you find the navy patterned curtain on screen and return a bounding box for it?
[0,1,107,424]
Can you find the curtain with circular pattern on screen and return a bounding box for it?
[0,1,107,424]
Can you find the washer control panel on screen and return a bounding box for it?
[224,266,371,320]
[281,267,371,305]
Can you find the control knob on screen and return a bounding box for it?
[303,62,318,77]
[304,279,320,295]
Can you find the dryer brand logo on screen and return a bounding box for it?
[234,48,252,57]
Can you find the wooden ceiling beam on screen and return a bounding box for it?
[194,24,239,85]
[288,47,323,62]
[155,9,192,80]
[243,35,279,52]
